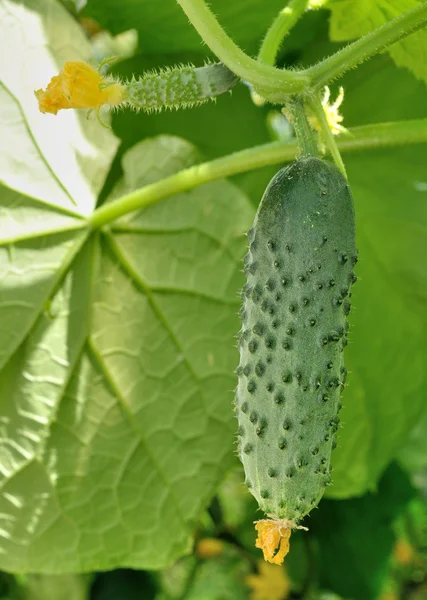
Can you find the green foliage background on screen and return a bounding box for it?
[1,0,427,598]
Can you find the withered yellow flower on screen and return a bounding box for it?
[35,60,125,115]
[254,519,292,565]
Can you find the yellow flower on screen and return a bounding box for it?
[195,537,225,559]
[245,561,290,600]
[255,519,292,565]
[393,538,414,565]
[35,60,125,115]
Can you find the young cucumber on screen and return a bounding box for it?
[237,157,357,527]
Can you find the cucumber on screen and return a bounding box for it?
[236,157,357,528]
[124,63,238,112]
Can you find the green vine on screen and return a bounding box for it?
[89,119,427,229]
[36,2,427,118]
[34,0,427,220]
[258,0,310,66]
[287,96,319,158]
[176,0,427,102]
[175,0,309,100]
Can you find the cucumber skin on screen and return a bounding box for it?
[236,157,357,522]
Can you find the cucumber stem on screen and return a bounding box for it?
[176,0,427,97]
[258,0,310,66]
[288,97,318,158]
[89,119,427,229]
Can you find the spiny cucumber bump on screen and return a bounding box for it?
[121,62,238,113]
[236,157,357,561]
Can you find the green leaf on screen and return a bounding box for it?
[398,408,427,473]
[325,0,427,84]
[82,0,293,56]
[217,468,257,531]
[323,57,427,498]
[311,463,415,600]
[157,555,196,600]
[0,0,254,573]
[23,575,90,600]
[185,554,249,600]
[0,0,118,374]
[0,131,253,572]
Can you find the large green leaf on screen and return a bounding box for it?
[0,131,253,572]
[82,0,290,56]
[325,0,427,84]
[24,575,89,600]
[322,56,427,497]
[0,0,254,573]
[184,554,249,600]
[398,408,427,473]
[0,0,117,389]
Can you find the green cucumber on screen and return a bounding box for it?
[236,157,357,525]
[124,63,238,112]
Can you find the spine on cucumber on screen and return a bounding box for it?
[236,157,357,524]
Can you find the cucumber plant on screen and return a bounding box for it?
[31,0,427,573]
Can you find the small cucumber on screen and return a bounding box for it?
[124,63,238,112]
[236,157,357,528]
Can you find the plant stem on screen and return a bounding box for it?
[288,97,318,157]
[307,92,347,177]
[176,0,427,98]
[175,0,309,98]
[307,2,427,88]
[258,0,310,66]
[89,119,427,229]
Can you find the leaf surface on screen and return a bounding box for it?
[0,133,253,572]
[82,0,292,55]
[0,0,254,573]
[325,0,427,84]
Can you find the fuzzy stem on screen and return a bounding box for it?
[307,93,347,177]
[307,2,427,88]
[288,97,318,157]
[258,0,310,66]
[176,0,427,98]
[175,0,309,99]
[89,119,427,229]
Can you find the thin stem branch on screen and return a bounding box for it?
[307,92,347,177]
[307,2,427,88]
[176,0,427,97]
[175,0,309,98]
[288,97,318,158]
[89,119,427,229]
[258,0,310,66]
